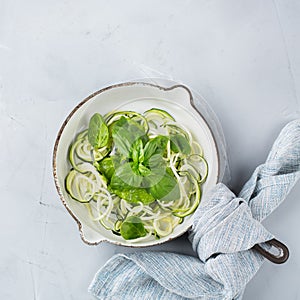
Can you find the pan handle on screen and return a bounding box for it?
[253,238,289,264]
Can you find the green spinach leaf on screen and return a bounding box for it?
[120,216,147,240]
[88,113,109,149]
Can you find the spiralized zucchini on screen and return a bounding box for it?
[65,108,208,242]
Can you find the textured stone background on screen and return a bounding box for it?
[1,1,300,299]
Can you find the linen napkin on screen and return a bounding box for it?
[89,119,300,300]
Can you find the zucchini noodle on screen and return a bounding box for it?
[65,108,208,242]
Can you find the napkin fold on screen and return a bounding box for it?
[89,120,300,300]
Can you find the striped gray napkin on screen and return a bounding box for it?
[89,120,300,300]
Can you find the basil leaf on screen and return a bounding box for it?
[144,135,168,165]
[97,157,115,181]
[120,216,147,240]
[170,134,191,155]
[131,139,144,164]
[111,117,131,157]
[112,163,143,188]
[111,186,155,204]
[138,163,151,176]
[147,153,166,169]
[112,117,147,157]
[88,113,109,149]
[140,155,166,187]
[149,168,180,202]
